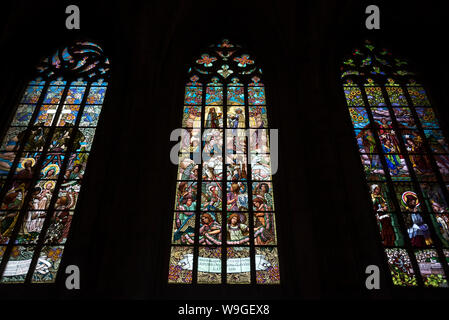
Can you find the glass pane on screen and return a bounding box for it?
[252,182,274,211]
[182,106,201,128]
[386,86,407,106]
[249,129,269,153]
[226,212,249,245]
[0,151,18,178]
[226,155,248,181]
[199,212,222,245]
[11,105,36,126]
[416,108,439,128]
[434,155,449,181]
[204,106,223,128]
[64,86,86,104]
[254,212,277,245]
[403,213,432,247]
[255,247,280,284]
[44,211,74,244]
[248,87,265,105]
[354,129,378,153]
[376,212,404,247]
[409,155,436,181]
[17,210,48,244]
[348,107,370,128]
[177,154,199,181]
[0,246,35,283]
[74,128,96,152]
[79,105,102,127]
[35,105,58,126]
[227,247,251,284]
[250,154,271,181]
[0,127,27,151]
[202,129,223,155]
[420,183,449,213]
[172,212,195,245]
[22,128,49,153]
[0,211,20,244]
[371,107,392,127]
[29,180,57,210]
[249,105,268,128]
[392,108,416,129]
[385,248,417,286]
[43,86,65,104]
[21,85,44,104]
[174,181,197,211]
[430,213,449,247]
[407,86,431,106]
[65,152,89,179]
[227,86,244,105]
[415,249,448,287]
[393,182,421,212]
[57,105,80,126]
[86,86,107,105]
[202,155,223,181]
[360,154,386,181]
[205,86,223,105]
[184,86,202,105]
[344,86,364,106]
[168,246,193,284]
[226,129,247,154]
[424,130,449,153]
[180,129,200,153]
[384,154,410,181]
[368,182,395,211]
[197,247,222,284]
[1,180,30,211]
[31,245,64,283]
[48,128,73,152]
[227,107,245,129]
[55,180,82,210]
[227,182,248,211]
[201,181,222,211]
[365,87,385,106]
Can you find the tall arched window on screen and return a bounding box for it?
[342,40,449,287]
[0,41,110,283]
[168,39,280,285]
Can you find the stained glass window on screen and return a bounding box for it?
[342,40,449,287]
[0,41,110,283]
[169,39,280,285]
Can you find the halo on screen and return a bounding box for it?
[21,157,36,168]
[402,191,420,207]
[42,164,60,177]
[43,180,56,190]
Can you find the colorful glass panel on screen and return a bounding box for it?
[342,41,449,287]
[169,40,279,284]
[0,41,109,284]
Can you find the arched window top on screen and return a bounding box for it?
[341,40,419,87]
[187,39,263,86]
[35,41,110,81]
